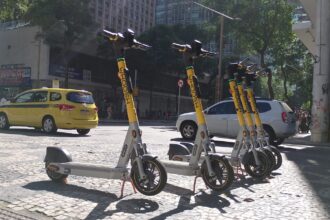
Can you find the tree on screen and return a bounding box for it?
[0,0,30,22]
[25,0,94,88]
[229,0,293,99]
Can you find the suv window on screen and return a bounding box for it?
[32,91,48,102]
[256,102,271,113]
[15,92,34,103]
[50,92,62,101]
[208,102,236,114]
[279,101,293,112]
[67,92,94,104]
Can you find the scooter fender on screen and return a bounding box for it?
[168,143,191,157]
[241,151,252,165]
[208,153,226,160]
[44,147,72,163]
[141,154,158,161]
[179,142,194,153]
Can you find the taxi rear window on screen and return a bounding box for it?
[66,92,94,104]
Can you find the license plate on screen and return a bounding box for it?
[80,109,90,114]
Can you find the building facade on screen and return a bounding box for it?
[156,0,212,25]
[0,23,207,119]
[89,0,156,35]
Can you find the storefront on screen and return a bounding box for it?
[0,64,32,99]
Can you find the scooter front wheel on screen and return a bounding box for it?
[130,158,167,196]
[45,162,67,183]
[244,150,270,180]
[201,156,234,192]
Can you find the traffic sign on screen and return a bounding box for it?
[178,79,184,87]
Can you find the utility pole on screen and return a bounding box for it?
[311,0,330,142]
[193,2,240,102]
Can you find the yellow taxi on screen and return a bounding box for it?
[0,88,99,135]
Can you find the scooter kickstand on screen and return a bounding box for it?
[119,177,137,198]
[193,176,198,193]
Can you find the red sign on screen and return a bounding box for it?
[178,79,184,88]
[0,67,31,86]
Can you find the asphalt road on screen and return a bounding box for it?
[0,125,329,220]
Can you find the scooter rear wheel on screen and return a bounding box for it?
[262,148,276,172]
[45,162,68,183]
[131,158,167,196]
[201,156,234,192]
[267,145,282,170]
[244,150,270,180]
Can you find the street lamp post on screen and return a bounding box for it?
[193,2,240,102]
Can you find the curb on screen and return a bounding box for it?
[284,139,330,147]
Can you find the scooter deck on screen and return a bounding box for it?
[50,162,129,179]
[161,160,200,176]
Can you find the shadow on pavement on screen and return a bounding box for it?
[150,183,231,220]
[283,145,330,215]
[170,138,234,148]
[23,181,159,219]
[0,128,86,137]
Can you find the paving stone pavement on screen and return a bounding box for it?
[0,126,329,220]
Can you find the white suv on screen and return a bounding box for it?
[176,98,296,146]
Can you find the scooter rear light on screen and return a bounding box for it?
[281,112,288,123]
[58,104,75,111]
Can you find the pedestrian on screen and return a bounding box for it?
[107,104,112,120]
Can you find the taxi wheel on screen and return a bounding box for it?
[77,129,90,135]
[42,116,57,133]
[0,113,10,129]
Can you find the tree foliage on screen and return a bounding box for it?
[25,0,94,87]
[0,0,30,22]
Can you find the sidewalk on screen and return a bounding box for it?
[284,133,330,147]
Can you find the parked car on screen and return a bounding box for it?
[0,88,99,135]
[176,98,296,146]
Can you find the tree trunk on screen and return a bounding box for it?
[281,65,290,103]
[260,52,274,99]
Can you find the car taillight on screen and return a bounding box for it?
[281,112,287,123]
[58,104,75,111]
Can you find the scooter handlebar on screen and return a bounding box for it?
[200,48,217,57]
[132,39,151,51]
[171,43,189,51]
[171,42,216,58]
[102,29,151,50]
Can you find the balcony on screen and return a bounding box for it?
[292,0,316,55]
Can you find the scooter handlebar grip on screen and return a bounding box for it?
[200,49,217,57]
[171,43,188,51]
[102,29,118,40]
[132,39,151,51]
[239,57,250,67]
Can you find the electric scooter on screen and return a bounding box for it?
[161,40,234,193]
[233,64,277,172]
[226,61,271,179]
[44,29,167,197]
[242,67,282,170]
[168,58,271,180]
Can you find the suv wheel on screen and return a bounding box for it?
[263,126,277,146]
[42,116,57,133]
[77,129,90,135]
[0,113,10,129]
[180,121,197,140]
[273,137,284,146]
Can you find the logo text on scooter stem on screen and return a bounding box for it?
[118,64,132,106]
[187,69,201,112]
